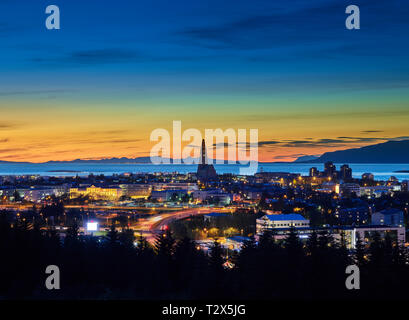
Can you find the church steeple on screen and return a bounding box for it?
[201,139,206,164]
[197,138,218,182]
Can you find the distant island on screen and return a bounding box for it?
[47,170,82,173]
[295,140,409,164]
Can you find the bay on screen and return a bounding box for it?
[0,162,408,181]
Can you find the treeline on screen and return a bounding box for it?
[170,212,256,240]
[1,214,409,300]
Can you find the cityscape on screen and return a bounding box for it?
[1,138,409,299]
[1,0,409,308]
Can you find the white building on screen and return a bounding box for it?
[346,225,406,249]
[360,185,393,198]
[256,213,310,235]
[17,185,69,202]
[192,189,232,205]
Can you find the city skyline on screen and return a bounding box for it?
[1,0,409,162]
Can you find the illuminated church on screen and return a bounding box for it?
[196,139,218,182]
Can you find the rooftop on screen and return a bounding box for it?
[227,236,251,243]
[264,213,307,221]
[379,208,403,215]
[204,212,229,218]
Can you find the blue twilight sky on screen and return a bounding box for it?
[0,0,409,162]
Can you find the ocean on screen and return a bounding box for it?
[0,162,408,181]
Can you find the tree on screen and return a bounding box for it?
[236,236,257,283]
[13,190,22,202]
[154,229,175,260]
[119,227,135,248]
[368,232,384,267]
[209,240,224,275]
[258,229,275,251]
[284,227,303,256]
[106,222,119,246]
[355,234,366,267]
[136,234,152,254]
[65,222,79,246]
[392,242,407,267]
[306,229,319,256]
[317,229,336,253]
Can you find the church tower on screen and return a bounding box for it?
[197,139,218,182]
[201,139,206,164]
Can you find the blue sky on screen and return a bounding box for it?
[0,0,409,162]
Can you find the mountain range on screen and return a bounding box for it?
[295,140,409,163]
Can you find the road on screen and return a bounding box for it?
[0,202,233,244]
[133,207,232,243]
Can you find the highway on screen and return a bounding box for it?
[133,207,232,243]
[0,202,233,244]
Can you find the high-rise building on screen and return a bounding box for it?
[309,167,319,177]
[324,161,336,177]
[340,164,352,180]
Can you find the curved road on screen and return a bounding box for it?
[133,207,232,243]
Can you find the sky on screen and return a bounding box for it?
[0,0,409,162]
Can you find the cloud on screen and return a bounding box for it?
[68,49,139,64]
[30,48,140,66]
[255,135,409,150]
[174,0,409,70]
[258,140,281,147]
[0,89,72,97]
[209,135,408,150]
[0,122,20,129]
[0,148,26,154]
[361,130,384,134]
[30,48,218,68]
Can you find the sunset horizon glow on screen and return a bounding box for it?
[1,0,409,163]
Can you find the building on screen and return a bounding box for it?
[255,225,405,249]
[340,164,352,180]
[360,185,392,198]
[362,173,375,181]
[256,213,310,235]
[150,182,198,192]
[224,236,251,251]
[16,185,68,202]
[254,172,300,186]
[150,189,188,202]
[204,212,229,222]
[346,225,406,249]
[309,167,319,177]
[340,183,361,196]
[192,189,232,205]
[69,185,123,201]
[402,180,409,192]
[324,161,336,178]
[197,139,218,182]
[335,207,369,225]
[317,182,339,194]
[119,184,152,199]
[371,208,404,227]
